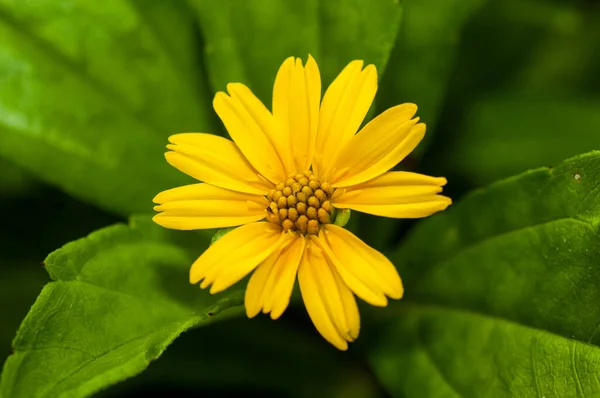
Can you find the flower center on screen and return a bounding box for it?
[266,170,334,235]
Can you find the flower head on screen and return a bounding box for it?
[153,55,451,350]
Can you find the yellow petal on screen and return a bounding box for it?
[323,225,403,300]
[316,60,377,179]
[152,183,268,230]
[298,243,351,350]
[244,233,297,318]
[333,171,452,218]
[264,235,306,319]
[332,266,360,340]
[330,104,426,187]
[308,244,360,342]
[165,133,272,195]
[273,55,321,172]
[311,233,386,306]
[214,84,286,184]
[189,222,283,294]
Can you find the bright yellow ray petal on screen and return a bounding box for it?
[273,55,321,172]
[153,183,268,230]
[213,85,286,183]
[316,60,377,179]
[308,244,353,340]
[330,104,426,187]
[332,267,360,340]
[165,133,272,195]
[311,234,387,306]
[256,234,297,314]
[271,56,295,173]
[267,235,306,320]
[333,171,452,218]
[245,234,296,318]
[323,225,403,300]
[298,245,348,350]
[189,222,283,293]
[336,199,452,218]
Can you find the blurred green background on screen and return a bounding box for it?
[1,0,599,397]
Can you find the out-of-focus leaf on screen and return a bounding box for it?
[430,0,600,188]
[0,159,36,196]
[378,0,486,139]
[502,0,600,97]
[442,0,592,102]
[189,0,402,99]
[440,97,600,185]
[0,0,215,215]
[0,216,244,398]
[367,151,600,396]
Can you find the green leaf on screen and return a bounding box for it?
[439,96,600,186]
[367,151,600,396]
[0,216,244,398]
[377,0,486,138]
[189,0,402,100]
[371,305,600,397]
[0,0,216,215]
[0,265,48,366]
[432,1,600,187]
[0,158,36,196]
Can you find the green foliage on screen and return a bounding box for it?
[430,0,600,187]
[1,0,600,396]
[0,159,36,196]
[189,0,402,96]
[367,151,600,396]
[0,1,213,215]
[441,97,600,185]
[377,0,486,140]
[0,216,244,398]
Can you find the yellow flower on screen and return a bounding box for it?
[153,55,451,350]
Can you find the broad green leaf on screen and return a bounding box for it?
[0,0,215,215]
[440,97,600,185]
[371,305,600,397]
[367,151,600,396]
[0,216,244,398]
[189,0,402,100]
[377,0,486,138]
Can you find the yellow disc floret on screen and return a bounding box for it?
[266,170,334,235]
